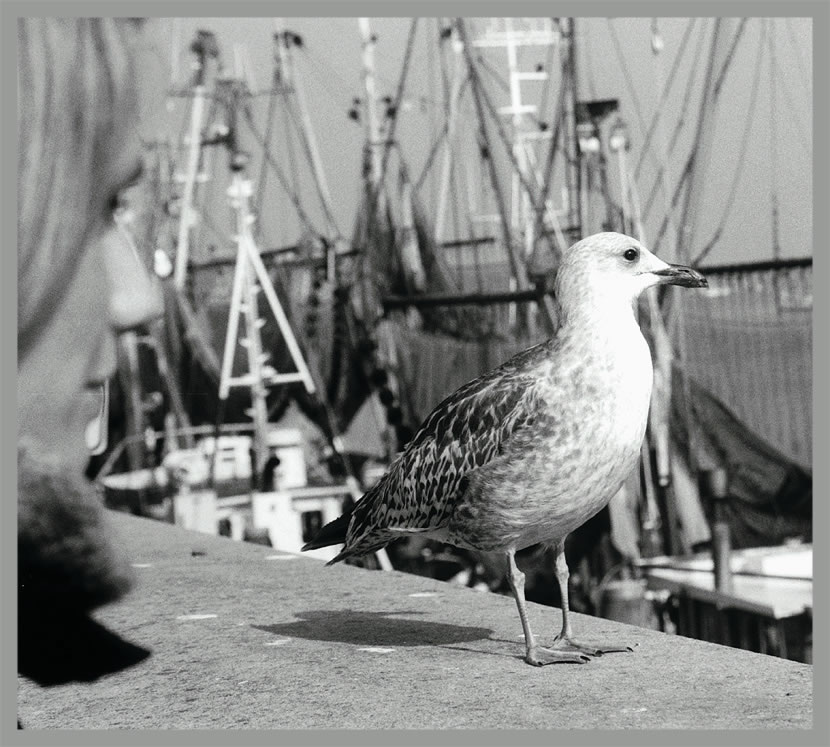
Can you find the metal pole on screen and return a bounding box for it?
[173,33,218,289]
[560,17,581,238]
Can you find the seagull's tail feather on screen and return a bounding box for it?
[301,506,353,553]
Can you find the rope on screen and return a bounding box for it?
[633,18,697,183]
[297,42,356,103]
[713,18,748,95]
[242,108,320,236]
[580,18,597,99]
[413,76,471,192]
[276,83,344,239]
[692,23,765,266]
[784,18,812,101]
[476,53,511,92]
[427,18,438,218]
[536,35,558,129]
[281,99,302,246]
[253,78,280,244]
[465,44,560,267]
[477,53,548,131]
[606,19,650,147]
[641,22,708,226]
[768,28,812,159]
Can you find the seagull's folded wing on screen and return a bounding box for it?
[342,340,555,554]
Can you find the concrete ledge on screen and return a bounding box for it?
[18,512,812,729]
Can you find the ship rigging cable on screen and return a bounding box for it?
[633,18,697,183]
[768,26,811,159]
[606,19,650,149]
[713,18,748,95]
[784,17,811,100]
[692,22,765,266]
[463,38,562,265]
[254,60,280,243]
[641,23,708,226]
[645,18,751,238]
[243,109,320,236]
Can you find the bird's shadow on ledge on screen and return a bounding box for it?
[253,609,493,648]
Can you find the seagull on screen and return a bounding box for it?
[303,232,707,666]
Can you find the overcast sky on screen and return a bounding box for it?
[137,16,813,267]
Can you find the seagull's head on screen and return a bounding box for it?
[555,232,707,319]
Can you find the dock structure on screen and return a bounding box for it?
[18,512,812,730]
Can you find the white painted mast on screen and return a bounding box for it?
[173,31,218,290]
[359,18,386,216]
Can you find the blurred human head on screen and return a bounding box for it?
[17,18,164,649]
[18,17,163,474]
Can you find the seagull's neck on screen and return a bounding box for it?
[559,289,642,344]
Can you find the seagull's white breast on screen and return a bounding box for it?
[448,312,655,552]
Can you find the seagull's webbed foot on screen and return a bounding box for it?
[550,634,635,657]
[525,645,591,666]
[506,550,593,667]
[550,541,635,658]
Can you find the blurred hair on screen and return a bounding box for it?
[17,18,143,352]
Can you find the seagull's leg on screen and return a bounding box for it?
[550,539,634,656]
[506,549,590,666]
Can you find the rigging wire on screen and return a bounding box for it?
[242,109,321,236]
[691,20,766,266]
[712,18,749,95]
[254,75,280,244]
[477,54,550,132]
[278,81,344,238]
[641,22,709,225]
[427,17,438,215]
[536,32,558,128]
[465,44,560,262]
[768,36,812,159]
[783,18,812,101]
[413,76,471,191]
[606,19,650,146]
[580,18,597,99]
[301,30,446,114]
[282,96,302,245]
[473,54,512,93]
[297,41,356,100]
[651,18,749,257]
[633,18,697,182]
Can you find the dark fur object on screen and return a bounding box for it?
[18,442,150,685]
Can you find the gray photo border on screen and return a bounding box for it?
[2,1,827,746]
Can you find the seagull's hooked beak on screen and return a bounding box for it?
[652,264,708,288]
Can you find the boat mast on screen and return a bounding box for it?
[359,18,386,217]
[434,21,466,244]
[216,78,317,491]
[173,31,219,290]
[559,17,582,241]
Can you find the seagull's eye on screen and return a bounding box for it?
[623,247,639,262]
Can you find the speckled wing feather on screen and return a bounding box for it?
[330,338,557,563]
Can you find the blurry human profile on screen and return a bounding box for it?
[17,18,164,686]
